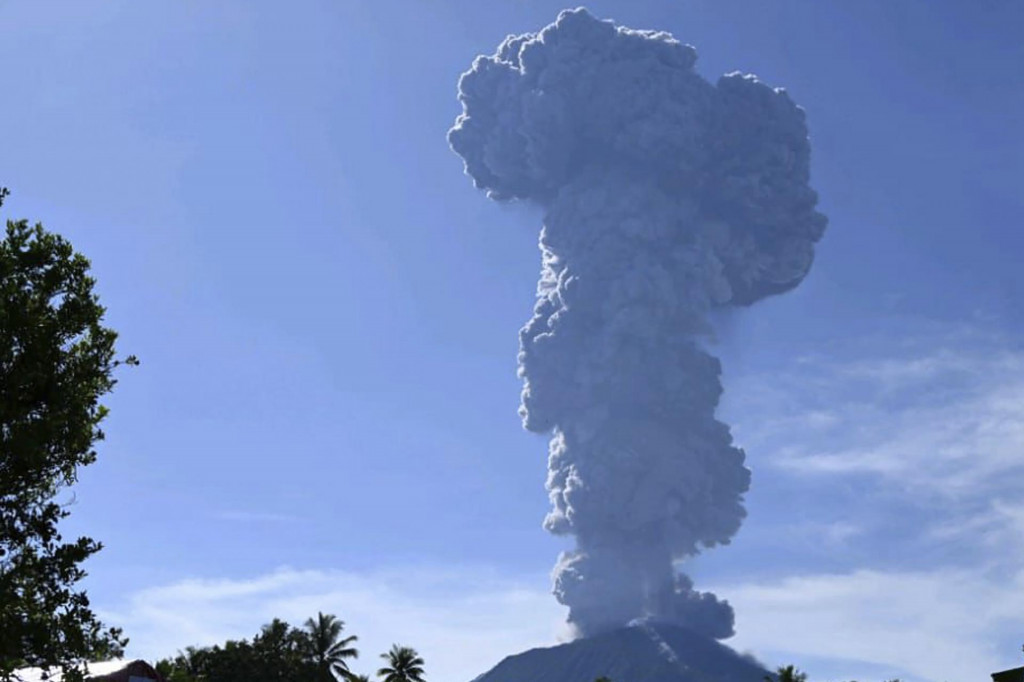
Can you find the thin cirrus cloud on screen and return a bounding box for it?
[717,567,1024,682]
[730,324,1024,498]
[710,322,1024,682]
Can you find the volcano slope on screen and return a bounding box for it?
[471,621,769,682]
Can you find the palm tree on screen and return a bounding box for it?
[766,665,807,682]
[377,645,426,682]
[303,611,359,682]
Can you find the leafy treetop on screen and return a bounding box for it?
[0,188,132,682]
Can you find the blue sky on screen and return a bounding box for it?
[1,1,1023,681]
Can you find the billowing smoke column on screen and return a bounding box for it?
[449,8,826,640]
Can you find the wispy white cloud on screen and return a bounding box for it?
[730,326,1024,500]
[924,499,1024,562]
[716,567,1024,682]
[784,520,864,548]
[708,324,1024,682]
[100,566,564,682]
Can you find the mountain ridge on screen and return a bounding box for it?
[470,621,769,682]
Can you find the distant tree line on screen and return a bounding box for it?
[593,665,903,682]
[154,612,425,682]
[762,664,901,682]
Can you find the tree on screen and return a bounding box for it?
[155,649,205,682]
[0,188,133,681]
[204,640,261,682]
[174,645,212,681]
[303,612,359,682]
[376,645,426,682]
[767,665,808,682]
[254,618,315,682]
[155,615,364,682]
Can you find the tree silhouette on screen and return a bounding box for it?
[377,645,426,682]
[303,612,359,682]
[767,665,808,682]
[0,188,132,681]
[254,618,312,682]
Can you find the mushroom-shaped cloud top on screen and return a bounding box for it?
[450,7,827,306]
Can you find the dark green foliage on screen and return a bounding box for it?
[377,645,426,682]
[255,618,315,681]
[156,615,362,682]
[304,612,359,682]
[767,666,808,682]
[155,646,211,682]
[0,189,132,681]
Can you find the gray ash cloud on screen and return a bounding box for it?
[449,7,826,639]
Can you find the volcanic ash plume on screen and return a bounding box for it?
[449,8,826,640]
